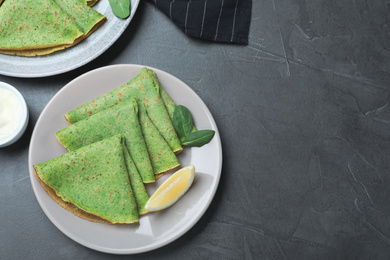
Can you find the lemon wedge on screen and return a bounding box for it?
[145,165,195,212]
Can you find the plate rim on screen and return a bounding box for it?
[28,64,223,254]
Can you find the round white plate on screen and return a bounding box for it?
[0,1,139,78]
[28,64,223,254]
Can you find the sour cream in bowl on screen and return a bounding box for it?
[0,82,29,148]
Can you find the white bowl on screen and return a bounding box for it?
[0,82,29,147]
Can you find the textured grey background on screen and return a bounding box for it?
[1,1,390,259]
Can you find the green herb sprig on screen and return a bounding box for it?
[108,0,130,19]
[173,105,215,147]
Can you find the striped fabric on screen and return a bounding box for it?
[152,0,252,45]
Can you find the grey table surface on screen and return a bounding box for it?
[1,1,390,259]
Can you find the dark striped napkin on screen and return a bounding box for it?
[151,0,252,45]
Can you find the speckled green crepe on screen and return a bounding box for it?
[0,0,105,56]
[123,147,149,215]
[150,68,197,143]
[64,67,183,154]
[56,98,155,183]
[0,0,84,50]
[0,45,71,57]
[53,0,106,37]
[138,102,180,175]
[34,135,139,224]
[147,69,176,121]
[36,175,112,223]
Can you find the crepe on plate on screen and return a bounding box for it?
[64,67,183,154]
[146,68,197,142]
[57,98,180,182]
[57,98,180,184]
[56,98,155,183]
[53,0,105,37]
[123,145,150,215]
[138,101,180,177]
[0,0,84,50]
[0,0,105,56]
[34,135,139,224]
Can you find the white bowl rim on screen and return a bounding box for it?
[0,81,29,147]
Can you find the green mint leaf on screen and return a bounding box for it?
[173,105,194,139]
[108,0,130,19]
[182,130,215,147]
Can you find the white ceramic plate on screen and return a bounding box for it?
[0,1,139,78]
[28,64,223,254]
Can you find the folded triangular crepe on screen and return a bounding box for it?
[149,68,198,143]
[36,172,112,224]
[138,101,180,176]
[0,45,73,57]
[0,0,84,51]
[56,98,156,183]
[64,67,183,154]
[34,135,139,224]
[53,0,106,37]
[0,0,106,56]
[145,68,197,143]
[123,146,150,215]
[38,136,150,219]
[151,70,176,121]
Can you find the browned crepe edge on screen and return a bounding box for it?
[174,147,183,154]
[0,45,70,57]
[154,173,166,180]
[154,164,180,180]
[33,166,138,225]
[85,15,106,37]
[0,32,86,56]
[0,33,85,51]
[0,15,106,57]
[0,15,106,56]
[87,0,100,7]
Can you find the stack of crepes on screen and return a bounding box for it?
[34,68,184,224]
[0,0,105,56]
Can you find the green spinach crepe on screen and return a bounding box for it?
[138,101,180,175]
[57,98,179,181]
[0,0,106,56]
[148,69,176,121]
[34,135,139,224]
[39,135,149,217]
[123,146,150,215]
[56,98,156,183]
[36,176,112,224]
[0,45,72,56]
[53,0,106,37]
[64,67,183,154]
[147,68,197,142]
[0,0,84,51]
